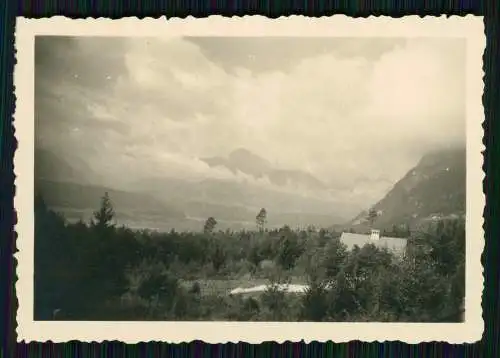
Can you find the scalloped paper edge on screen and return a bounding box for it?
[13,15,485,344]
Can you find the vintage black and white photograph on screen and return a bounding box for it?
[15,16,484,343]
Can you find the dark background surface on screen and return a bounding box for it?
[1,0,497,357]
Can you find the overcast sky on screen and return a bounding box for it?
[35,36,465,201]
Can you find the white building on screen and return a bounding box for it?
[339,229,407,255]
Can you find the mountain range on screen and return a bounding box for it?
[347,147,466,231]
[201,148,328,191]
[34,146,466,232]
[34,148,349,230]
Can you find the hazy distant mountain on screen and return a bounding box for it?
[35,148,185,223]
[35,148,93,184]
[202,148,328,191]
[349,147,466,230]
[36,179,185,222]
[135,175,349,226]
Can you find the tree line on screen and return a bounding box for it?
[34,192,465,322]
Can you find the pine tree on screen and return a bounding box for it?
[203,217,217,234]
[91,192,115,231]
[256,208,267,231]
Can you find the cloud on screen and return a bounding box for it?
[187,37,407,74]
[35,36,465,206]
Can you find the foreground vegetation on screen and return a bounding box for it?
[34,193,465,322]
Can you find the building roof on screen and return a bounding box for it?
[339,232,407,253]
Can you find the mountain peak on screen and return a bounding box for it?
[201,148,326,191]
[227,148,271,171]
[230,147,257,157]
[417,147,465,169]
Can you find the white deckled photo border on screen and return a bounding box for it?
[14,15,485,344]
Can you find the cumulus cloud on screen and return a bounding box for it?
[35,36,465,205]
